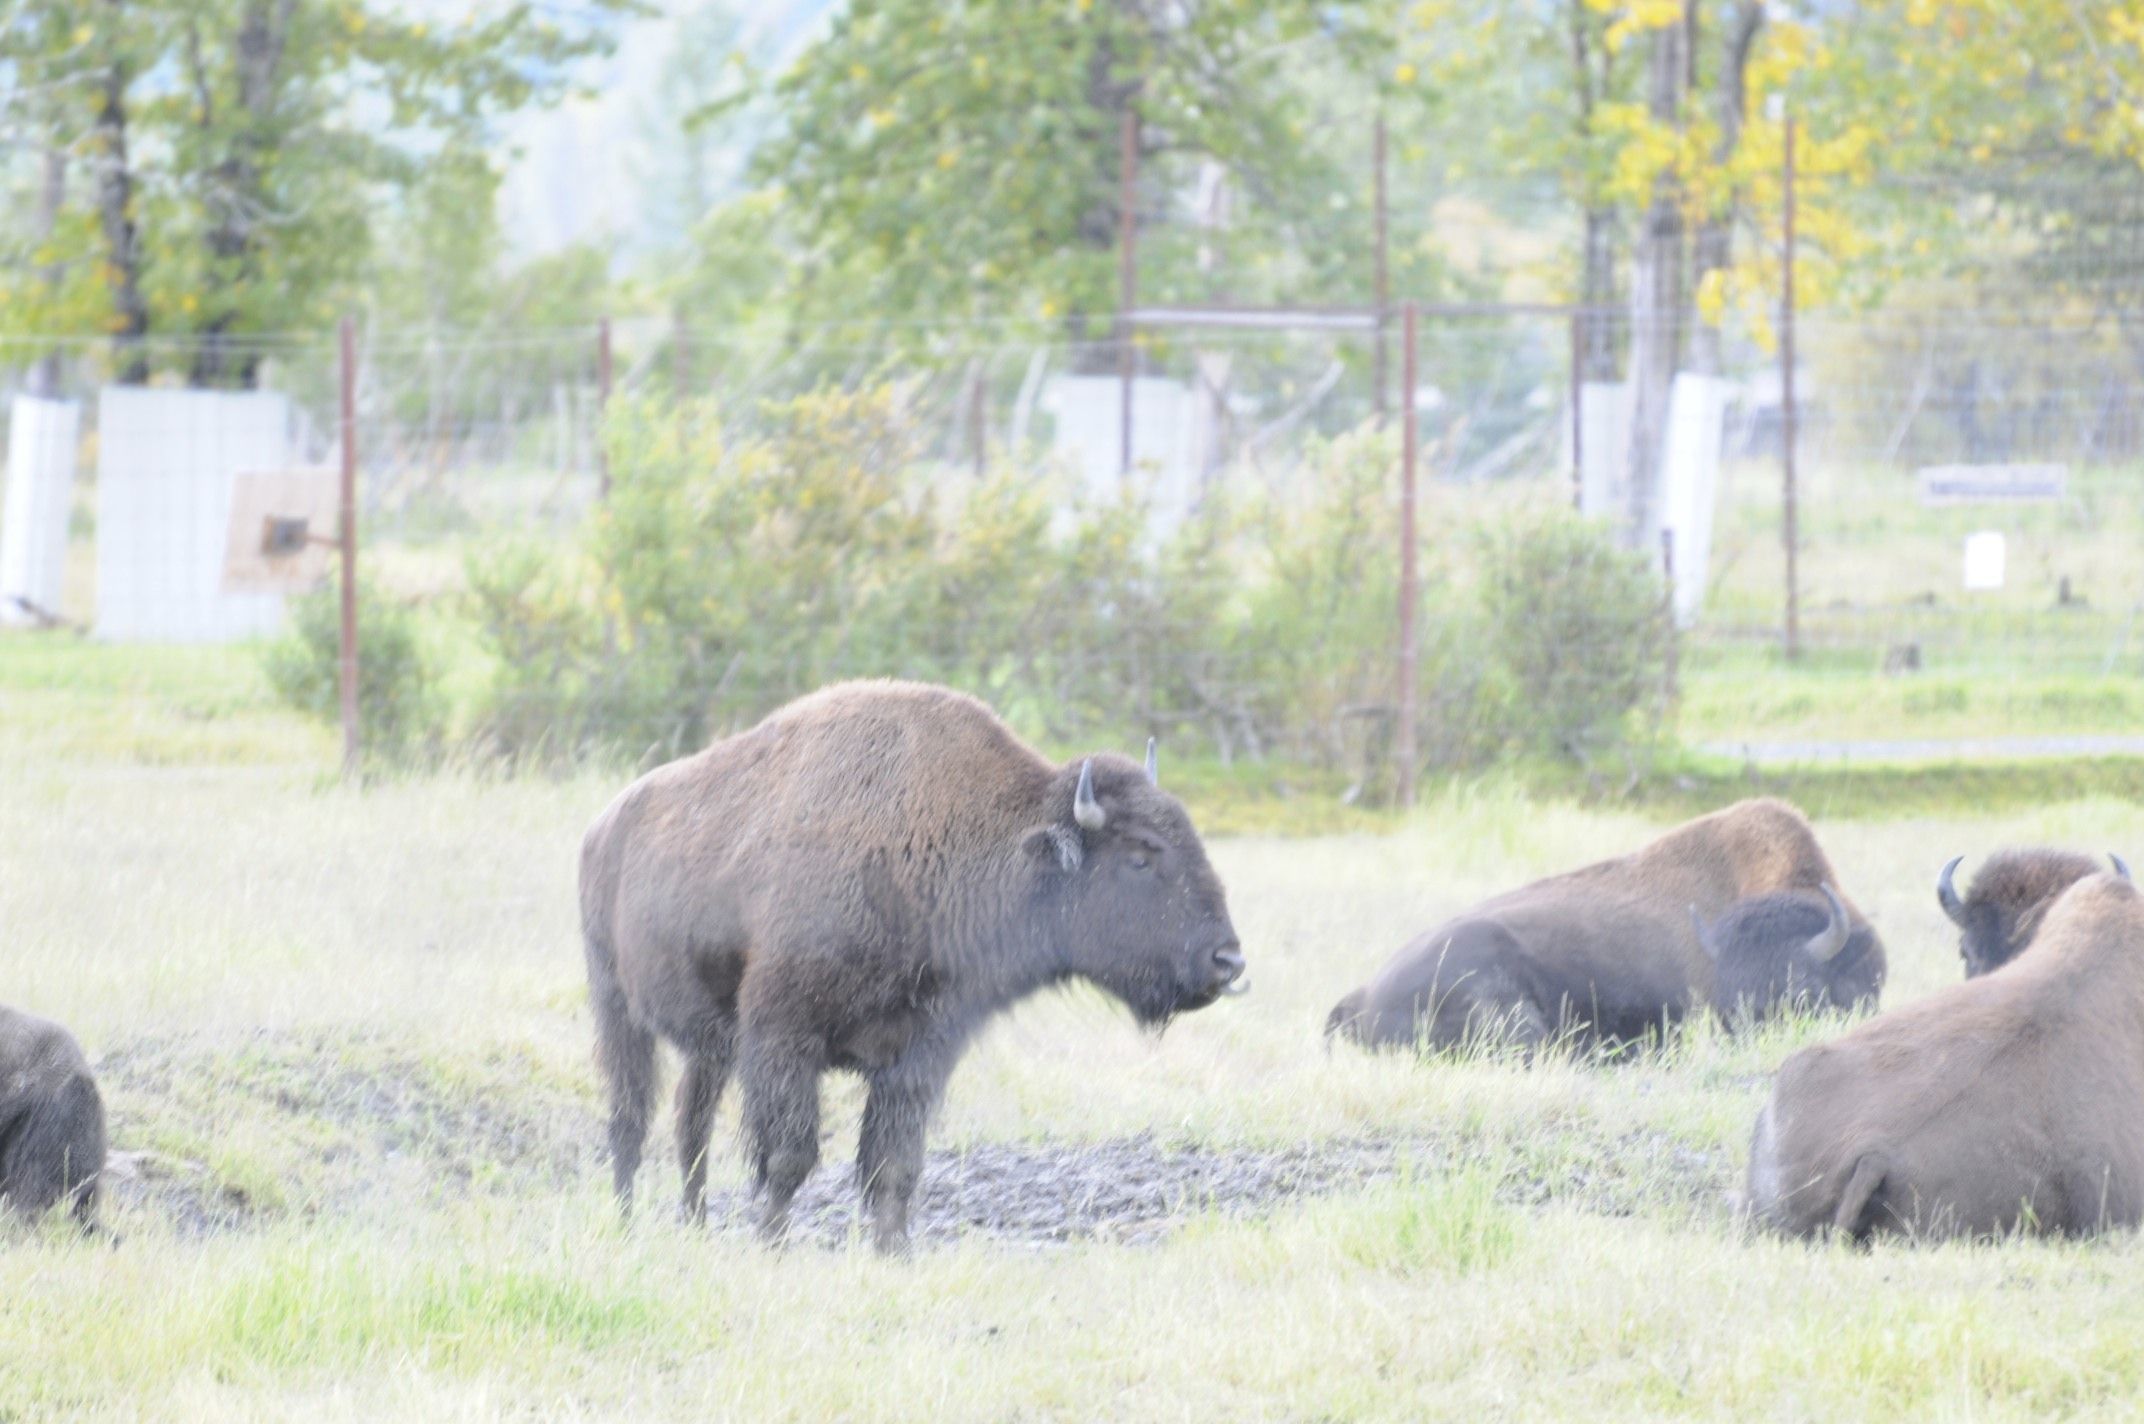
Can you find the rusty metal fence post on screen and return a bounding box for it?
[1397,300,1421,809]
[337,315,360,779]
[1117,107,1140,477]
[1782,114,1801,663]
[595,316,614,501]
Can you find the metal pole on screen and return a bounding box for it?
[1660,527,1680,711]
[596,315,614,501]
[1117,106,1139,478]
[1372,108,1390,427]
[1782,114,1800,663]
[337,315,360,780]
[1569,311,1585,510]
[1397,300,1420,810]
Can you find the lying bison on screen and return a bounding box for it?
[1325,798,1880,1054]
[0,1007,105,1234]
[1937,849,2129,977]
[1749,870,2144,1242]
[580,680,1246,1252]
[1692,885,1882,1028]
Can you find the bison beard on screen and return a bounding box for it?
[579,681,1243,1254]
[0,1006,106,1235]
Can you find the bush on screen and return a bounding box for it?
[262,582,443,767]
[458,389,1673,787]
[1475,506,1674,764]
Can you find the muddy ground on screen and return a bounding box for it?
[90,1031,1735,1248]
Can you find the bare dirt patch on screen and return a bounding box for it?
[86,1030,1738,1247]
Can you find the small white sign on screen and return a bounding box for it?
[1963,531,2006,591]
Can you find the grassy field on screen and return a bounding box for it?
[6,634,2144,1418]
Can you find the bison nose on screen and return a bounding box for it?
[1212,945,1248,996]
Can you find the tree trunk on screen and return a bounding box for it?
[1568,2,1620,382]
[1580,207,1619,379]
[190,0,295,389]
[29,145,67,397]
[1622,17,1690,550]
[93,43,151,386]
[1070,25,1141,373]
[1688,1,1765,377]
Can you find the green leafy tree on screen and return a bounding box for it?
[757,0,1380,345]
[17,0,632,386]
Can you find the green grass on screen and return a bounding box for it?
[11,637,2144,1416]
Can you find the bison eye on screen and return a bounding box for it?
[1130,853,1151,871]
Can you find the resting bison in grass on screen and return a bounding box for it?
[1749,870,2144,1242]
[580,680,1245,1252]
[1937,849,2129,978]
[1692,885,1883,1028]
[1324,798,1880,1054]
[0,1007,104,1234]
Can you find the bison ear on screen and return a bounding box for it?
[1022,824,1083,872]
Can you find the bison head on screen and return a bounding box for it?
[1024,743,1245,1025]
[1692,885,1883,1028]
[1937,849,2130,977]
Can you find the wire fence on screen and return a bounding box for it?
[6,300,2144,775]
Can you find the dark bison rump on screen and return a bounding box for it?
[1326,798,1881,1057]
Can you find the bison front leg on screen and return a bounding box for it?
[857,1036,962,1256]
[739,1033,823,1245]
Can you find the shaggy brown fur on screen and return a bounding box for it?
[1325,798,1882,1053]
[0,1006,104,1233]
[1750,872,2144,1242]
[580,680,1243,1253]
[1938,848,2119,978]
[1696,886,1884,1029]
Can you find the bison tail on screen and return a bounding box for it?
[587,942,656,1212]
[1831,1151,1890,1244]
[6,1072,105,1232]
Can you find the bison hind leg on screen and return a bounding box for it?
[1424,970,1552,1061]
[675,1028,737,1225]
[739,1034,823,1246]
[591,976,657,1217]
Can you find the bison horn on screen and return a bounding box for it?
[1806,885,1852,964]
[1073,758,1106,831]
[1937,855,1967,926]
[2112,853,2133,884]
[1688,904,1719,959]
[1144,737,1158,786]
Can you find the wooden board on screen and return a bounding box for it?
[221,467,337,593]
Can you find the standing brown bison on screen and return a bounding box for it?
[0,1006,105,1233]
[580,680,1245,1252]
[1749,870,2144,1242]
[1937,849,2129,977]
[1325,798,1881,1053]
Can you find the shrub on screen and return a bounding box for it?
[458,389,1673,785]
[1475,506,1674,764]
[262,582,442,767]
